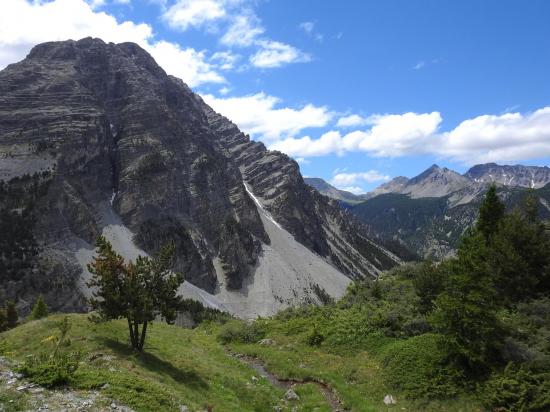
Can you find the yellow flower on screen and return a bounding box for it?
[41,335,57,343]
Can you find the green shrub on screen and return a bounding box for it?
[30,295,49,320]
[217,320,266,344]
[380,333,463,398]
[17,316,80,387]
[306,325,325,346]
[18,351,81,387]
[482,364,550,412]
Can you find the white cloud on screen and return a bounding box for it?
[336,114,371,128]
[270,106,550,166]
[295,157,310,165]
[159,1,311,70]
[87,0,106,9]
[220,11,264,47]
[298,21,323,42]
[218,86,231,95]
[250,40,311,68]
[413,61,425,70]
[340,186,365,195]
[331,171,390,187]
[202,92,332,141]
[148,41,225,85]
[113,0,131,4]
[162,0,226,31]
[0,0,223,87]
[211,50,240,70]
[271,112,442,157]
[437,107,550,164]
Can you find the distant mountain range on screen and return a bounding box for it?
[306,163,550,258]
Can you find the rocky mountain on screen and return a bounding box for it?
[305,163,550,259]
[349,164,550,258]
[361,165,470,200]
[362,176,409,199]
[303,177,364,204]
[0,38,400,318]
[464,163,550,189]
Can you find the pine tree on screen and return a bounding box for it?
[489,208,550,302]
[431,230,502,373]
[477,184,505,241]
[5,301,18,329]
[87,236,184,351]
[30,295,49,320]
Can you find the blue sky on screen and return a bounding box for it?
[1,0,550,193]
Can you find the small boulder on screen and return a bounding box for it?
[383,394,397,405]
[285,389,300,401]
[259,338,276,346]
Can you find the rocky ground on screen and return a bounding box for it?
[0,357,135,412]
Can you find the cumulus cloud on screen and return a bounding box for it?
[331,171,390,186]
[220,11,264,47]
[340,186,366,195]
[202,92,332,141]
[0,0,223,87]
[159,0,310,69]
[271,112,442,157]
[336,114,371,128]
[437,107,550,164]
[271,106,550,166]
[162,0,226,31]
[211,50,240,70]
[250,40,311,68]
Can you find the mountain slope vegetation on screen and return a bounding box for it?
[2,188,549,411]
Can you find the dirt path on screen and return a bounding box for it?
[228,351,346,412]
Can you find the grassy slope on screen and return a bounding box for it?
[1,314,328,412]
[0,309,484,412]
[224,316,482,412]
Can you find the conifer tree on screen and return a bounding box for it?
[87,236,184,351]
[431,230,502,373]
[5,301,18,329]
[477,184,505,241]
[30,295,49,320]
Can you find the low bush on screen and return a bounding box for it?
[17,316,81,387]
[18,351,81,387]
[306,325,324,346]
[482,364,550,412]
[217,320,266,344]
[379,333,463,399]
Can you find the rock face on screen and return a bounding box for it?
[0,38,399,316]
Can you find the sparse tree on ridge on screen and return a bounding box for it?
[30,295,49,320]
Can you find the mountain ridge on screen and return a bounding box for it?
[306,163,550,259]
